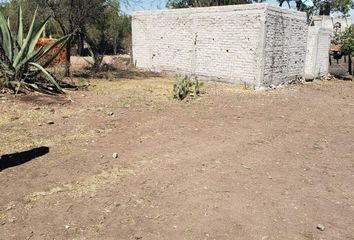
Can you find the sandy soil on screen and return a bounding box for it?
[0,71,353,240]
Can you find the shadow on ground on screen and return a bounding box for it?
[0,146,49,171]
[72,68,161,80]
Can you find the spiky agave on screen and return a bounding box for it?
[0,7,71,93]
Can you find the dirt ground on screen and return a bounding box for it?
[0,70,354,240]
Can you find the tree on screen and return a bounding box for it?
[0,0,51,32]
[36,0,104,77]
[83,0,131,70]
[278,0,354,16]
[84,0,130,55]
[333,25,354,74]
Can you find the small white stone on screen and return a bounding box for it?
[316,224,325,231]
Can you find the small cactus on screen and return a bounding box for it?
[173,75,204,100]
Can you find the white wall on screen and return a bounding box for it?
[263,7,308,86]
[307,27,332,79]
[132,4,308,87]
[305,18,335,79]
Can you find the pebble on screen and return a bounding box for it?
[107,112,114,116]
[65,225,70,229]
[112,153,119,159]
[317,224,325,231]
[47,121,55,125]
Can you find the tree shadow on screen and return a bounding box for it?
[0,146,49,171]
[72,68,161,80]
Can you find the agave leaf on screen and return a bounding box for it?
[25,82,40,91]
[5,80,18,90]
[13,7,38,68]
[39,34,71,67]
[0,61,11,72]
[15,45,46,71]
[0,49,12,70]
[17,6,23,47]
[0,13,14,61]
[7,17,10,31]
[29,62,62,92]
[28,16,51,54]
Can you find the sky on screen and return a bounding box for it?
[121,0,354,22]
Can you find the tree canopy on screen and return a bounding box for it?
[278,0,354,16]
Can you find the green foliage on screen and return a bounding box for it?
[84,0,132,55]
[0,6,71,93]
[333,26,354,55]
[173,75,204,100]
[278,0,354,16]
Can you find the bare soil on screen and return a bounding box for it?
[0,71,354,240]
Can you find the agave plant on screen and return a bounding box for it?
[83,45,104,72]
[0,7,71,93]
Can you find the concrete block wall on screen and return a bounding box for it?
[305,27,332,79]
[263,7,308,86]
[132,4,308,87]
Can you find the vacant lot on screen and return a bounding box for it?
[1,72,353,240]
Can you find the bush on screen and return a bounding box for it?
[173,75,204,100]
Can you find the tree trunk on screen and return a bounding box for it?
[64,42,71,77]
[77,32,85,56]
[349,53,353,75]
[113,36,118,55]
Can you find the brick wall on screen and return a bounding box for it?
[132,4,308,87]
[262,6,308,86]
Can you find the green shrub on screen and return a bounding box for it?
[173,75,204,100]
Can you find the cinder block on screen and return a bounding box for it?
[132,3,308,87]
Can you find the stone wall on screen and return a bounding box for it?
[132,4,308,87]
